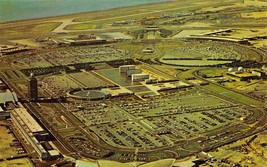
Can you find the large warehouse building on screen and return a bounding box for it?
[11,106,49,159]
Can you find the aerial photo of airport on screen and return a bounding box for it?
[0,0,266,166]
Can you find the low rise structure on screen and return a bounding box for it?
[11,107,48,159]
[0,46,29,55]
[132,74,150,82]
[0,90,18,119]
[60,39,107,46]
[48,150,61,160]
[227,72,260,81]
[142,48,154,54]
[252,69,267,78]
[0,91,18,107]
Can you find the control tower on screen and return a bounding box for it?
[28,73,38,101]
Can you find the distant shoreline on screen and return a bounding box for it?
[0,0,172,25]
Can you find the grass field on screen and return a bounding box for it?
[0,22,61,39]
[198,68,227,77]
[241,11,267,18]
[69,71,114,88]
[0,158,33,167]
[204,84,263,107]
[97,69,135,86]
[65,23,97,30]
[0,126,17,159]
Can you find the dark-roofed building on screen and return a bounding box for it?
[28,73,38,101]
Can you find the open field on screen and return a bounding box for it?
[0,126,17,159]
[0,158,33,167]
[0,124,32,167]
[96,69,136,86]
[69,71,115,88]
[201,83,263,106]
[241,11,267,18]
[65,23,98,30]
[0,22,61,40]
[198,68,227,78]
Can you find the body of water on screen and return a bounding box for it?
[0,0,168,22]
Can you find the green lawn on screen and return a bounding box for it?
[204,84,263,106]
[64,23,96,30]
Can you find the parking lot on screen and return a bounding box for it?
[16,46,130,68]
[67,89,251,150]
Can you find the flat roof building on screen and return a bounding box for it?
[252,69,267,78]
[11,107,48,159]
[132,74,150,82]
[126,69,142,77]
[60,39,107,46]
[13,108,44,134]
[0,91,18,107]
[227,72,260,81]
[186,36,250,44]
[119,65,136,73]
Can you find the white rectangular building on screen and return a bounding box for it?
[13,108,44,134]
[132,74,150,82]
[11,107,48,159]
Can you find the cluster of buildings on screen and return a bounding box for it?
[119,65,150,82]
[52,34,107,46]
[0,78,18,120]
[227,67,267,81]
[0,45,29,55]
[12,106,46,159]
[0,74,61,160]
[11,105,61,160]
